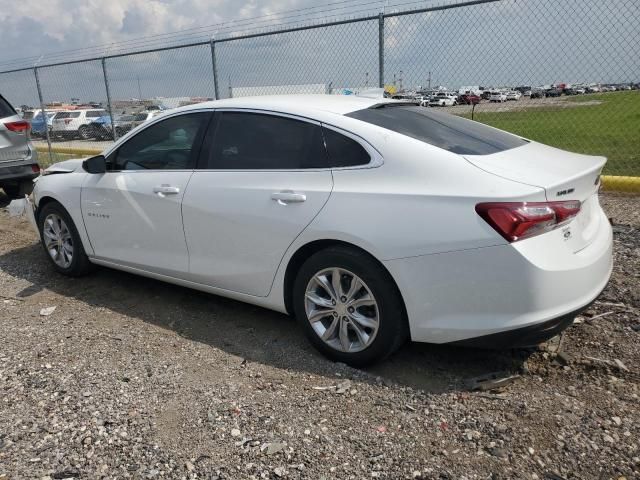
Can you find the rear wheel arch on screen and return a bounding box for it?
[283,239,408,323]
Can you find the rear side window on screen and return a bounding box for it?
[56,111,81,119]
[323,128,371,167]
[0,95,16,118]
[86,110,105,118]
[207,112,327,169]
[347,105,527,155]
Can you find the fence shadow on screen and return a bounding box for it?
[0,237,531,394]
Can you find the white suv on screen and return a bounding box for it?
[489,91,507,102]
[52,109,106,139]
[428,92,457,107]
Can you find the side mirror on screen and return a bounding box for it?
[83,155,106,174]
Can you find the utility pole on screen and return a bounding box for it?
[428,71,431,91]
[137,76,142,99]
[365,72,369,89]
[228,75,232,98]
[399,70,403,92]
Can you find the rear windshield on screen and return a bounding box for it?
[346,105,527,155]
[0,95,16,118]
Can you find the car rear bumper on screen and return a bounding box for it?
[383,206,613,345]
[0,163,40,183]
[447,300,595,349]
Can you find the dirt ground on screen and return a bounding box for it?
[0,193,638,480]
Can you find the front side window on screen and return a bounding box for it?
[109,112,209,171]
[206,112,327,170]
[86,110,106,118]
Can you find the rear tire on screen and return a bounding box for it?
[78,125,91,140]
[38,202,93,276]
[292,246,407,367]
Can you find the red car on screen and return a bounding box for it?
[460,94,481,105]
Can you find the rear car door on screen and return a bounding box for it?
[181,110,334,297]
[81,111,211,276]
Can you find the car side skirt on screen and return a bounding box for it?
[88,257,289,314]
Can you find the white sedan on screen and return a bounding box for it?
[27,95,613,366]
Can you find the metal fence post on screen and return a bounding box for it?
[33,67,53,165]
[101,57,117,141]
[378,13,385,88]
[210,39,220,100]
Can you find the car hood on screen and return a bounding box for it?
[43,158,86,174]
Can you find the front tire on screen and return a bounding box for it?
[38,202,93,276]
[293,246,407,367]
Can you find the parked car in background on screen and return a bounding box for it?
[489,91,507,102]
[545,88,563,97]
[459,93,481,105]
[90,114,139,140]
[0,93,39,198]
[523,90,532,97]
[27,95,613,366]
[428,92,457,107]
[480,91,492,100]
[29,111,58,137]
[51,109,107,139]
[131,110,164,127]
[506,91,521,101]
[586,86,601,93]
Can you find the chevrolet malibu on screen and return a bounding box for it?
[27,95,612,366]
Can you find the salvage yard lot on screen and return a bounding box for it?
[0,193,638,479]
[464,91,640,177]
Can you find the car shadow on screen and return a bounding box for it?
[0,240,532,394]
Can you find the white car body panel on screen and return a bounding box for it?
[182,170,333,296]
[30,94,613,347]
[81,171,194,275]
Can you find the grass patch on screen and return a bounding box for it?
[463,91,640,176]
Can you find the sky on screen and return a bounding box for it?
[0,0,637,107]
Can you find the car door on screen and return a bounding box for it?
[81,111,211,276]
[181,110,334,297]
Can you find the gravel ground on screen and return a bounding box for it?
[0,192,638,480]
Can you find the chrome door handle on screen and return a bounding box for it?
[153,185,180,197]
[271,191,306,205]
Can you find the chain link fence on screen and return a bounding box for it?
[1,0,638,178]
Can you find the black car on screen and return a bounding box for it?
[545,89,563,97]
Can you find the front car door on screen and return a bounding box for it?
[81,111,211,276]
[181,110,334,297]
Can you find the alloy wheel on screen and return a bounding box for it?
[43,214,74,268]
[304,268,379,353]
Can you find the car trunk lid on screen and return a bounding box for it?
[465,141,606,252]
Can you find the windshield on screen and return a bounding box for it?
[347,105,528,155]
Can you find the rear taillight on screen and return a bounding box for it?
[476,201,581,242]
[4,120,30,133]
[31,164,41,173]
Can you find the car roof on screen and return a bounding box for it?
[174,94,395,117]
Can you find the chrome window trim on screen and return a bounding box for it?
[196,108,383,172]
